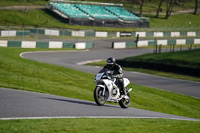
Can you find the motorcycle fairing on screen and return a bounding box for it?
[100,79,120,102]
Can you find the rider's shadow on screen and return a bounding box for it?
[41,97,120,109]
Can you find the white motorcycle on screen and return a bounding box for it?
[94,69,132,108]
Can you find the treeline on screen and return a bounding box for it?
[85,0,199,18]
[5,0,49,2]
[155,0,199,19]
[129,0,199,18]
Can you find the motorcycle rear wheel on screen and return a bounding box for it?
[119,93,130,108]
[94,86,106,106]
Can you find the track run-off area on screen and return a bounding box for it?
[0,40,200,121]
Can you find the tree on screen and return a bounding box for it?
[165,0,175,19]
[156,0,164,18]
[139,0,145,16]
[194,0,199,15]
[174,0,180,5]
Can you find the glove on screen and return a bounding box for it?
[112,75,117,78]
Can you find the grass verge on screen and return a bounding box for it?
[0,118,200,133]
[0,9,200,31]
[0,10,137,32]
[145,12,200,28]
[0,47,200,119]
[0,47,95,101]
[0,0,47,6]
[123,49,200,69]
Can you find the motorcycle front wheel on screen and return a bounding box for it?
[94,86,106,106]
[119,93,130,108]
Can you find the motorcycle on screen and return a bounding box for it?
[94,69,132,108]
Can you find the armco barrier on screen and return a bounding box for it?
[8,41,21,47]
[59,30,72,36]
[112,38,200,49]
[134,31,200,38]
[75,42,94,49]
[21,41,36,48]
[45,29,60,36]
[1,31,16,37]
[95,32,108,37]
[126,42,137,48]
[16,31,30,36]
[85,31,95,37]
[36,41,49,48]
[86,42,94,48]
[112,42,126,49]
[0,40,94,49]
[0,30,30,37]
[2,29,199,38]
[72,31,85,37]
[0,40,8,47]
[49,41,63,48]
[63,42,74,48]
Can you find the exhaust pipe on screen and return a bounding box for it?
[118,88,133,101]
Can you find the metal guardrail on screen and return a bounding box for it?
[0,26,200,42]
[137,27,200,32]
[1,25,200,32]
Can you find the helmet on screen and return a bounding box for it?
[106,57,116,69]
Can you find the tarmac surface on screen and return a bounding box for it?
[0,88,199,121]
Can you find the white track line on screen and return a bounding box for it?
[77,59,104,65]
[20,50,89,59]
[0,116,199,121]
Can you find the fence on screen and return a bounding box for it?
[1,26,200,49]
[1,26,200,39]
[153,43,200,54]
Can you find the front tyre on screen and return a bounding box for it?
[94,86,106,106]
[119,93,130,108]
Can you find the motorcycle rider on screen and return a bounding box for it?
[103,57,126,95]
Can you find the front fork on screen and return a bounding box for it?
[97,85,106,96]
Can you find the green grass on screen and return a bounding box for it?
[0,10,69,28]
[0,118,200,133]
[124,49,200,69]
[0,47,200,119]
[0,47,95,101]
[0,0,47,6]
[0,10,137,32]
[129,84,200,118]
[146,13,200,28]
[123,0,196,13]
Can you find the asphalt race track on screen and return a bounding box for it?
[0,88,198,121]
[0,40,200,120]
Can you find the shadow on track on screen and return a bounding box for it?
[41,97,121,109]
